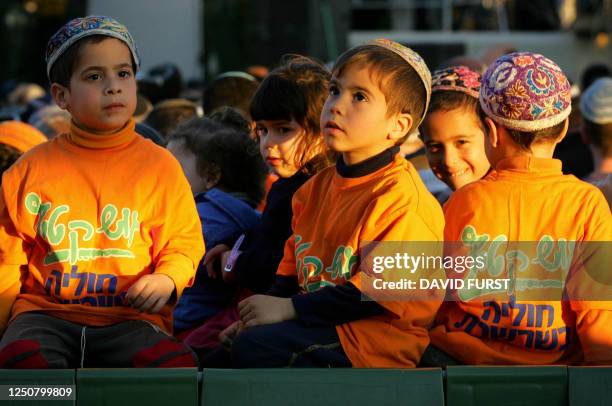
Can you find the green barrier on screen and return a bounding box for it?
[446,366,568,406]
[568,367,612,406]
[76,368,198,406]
[201,368,444,406]
[0,369,75,406]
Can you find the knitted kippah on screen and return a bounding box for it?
[480,52,571,132]
[367,39,432,127]
[46,15,140,79]
[432,65,481,98]
[580,77,612,125]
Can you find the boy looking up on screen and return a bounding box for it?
[224,40,444,368]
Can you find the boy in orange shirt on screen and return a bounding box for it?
[221,40,444,368]
[430,52,612,365]
[0,16,204,368]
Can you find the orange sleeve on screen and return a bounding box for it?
[0,182,29,332]
[276,234,297,277]
[152,164,205,300]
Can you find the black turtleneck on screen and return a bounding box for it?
[336,146,400,178]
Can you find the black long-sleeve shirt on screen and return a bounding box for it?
[234,171,311,293]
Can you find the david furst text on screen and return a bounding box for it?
[372,278,511,291]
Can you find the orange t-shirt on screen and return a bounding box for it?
[0,120,205,334]
[277,155,445,368]
[430,156,612,365]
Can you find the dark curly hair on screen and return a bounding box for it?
[208,106,252,136]
[168,117,266,206]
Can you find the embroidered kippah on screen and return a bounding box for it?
[580,77,612,125]
[479,52,571,132]
[432,65,481,98]
[367,39,432,126]
[46,15,140,78]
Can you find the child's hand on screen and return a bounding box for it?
[238,295,296,328]
[202,244,230,279]
[219,320,244,348]
[126,274,175,313]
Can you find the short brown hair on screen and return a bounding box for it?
[477,105,566,151]
[250,54,334,175]
[332,45,427,143]
[49,35,137,87]
[583,119,612,157]
[168,117,267,206]
[421,91,485,138]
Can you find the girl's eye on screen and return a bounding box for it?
[329,85,339,96]
[255,127,267,137]
[354,92,367,102]
[87,74,101,81]
[279,127,292,134]
[118,70,132,78]
[456,140,469,147]
[427,144,441,154]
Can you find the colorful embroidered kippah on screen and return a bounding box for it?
[46,15,140,78]
[479,52,571,132]
[580,77,612,125]
[432,65,481,98]
[367,39,432,126]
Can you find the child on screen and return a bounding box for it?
[429,52,612,365]
[166,117,266,333]
[0,16,204,368]
[204,55,334,295]
[420,66,490,193]
[223,39,445,368]
[580,77,612,206]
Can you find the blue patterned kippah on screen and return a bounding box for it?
[46,15,140,79]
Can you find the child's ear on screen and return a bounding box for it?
[389,112,414,142]
[204,165,221,190]
[50,83,69,110]
[554,118,569,145]
[484,117,499,148]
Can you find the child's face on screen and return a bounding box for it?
[321,65,407,165]
[421,108,490,190]
[256,119,304,178]
[167,139,207,195]
[52,38,137,134]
